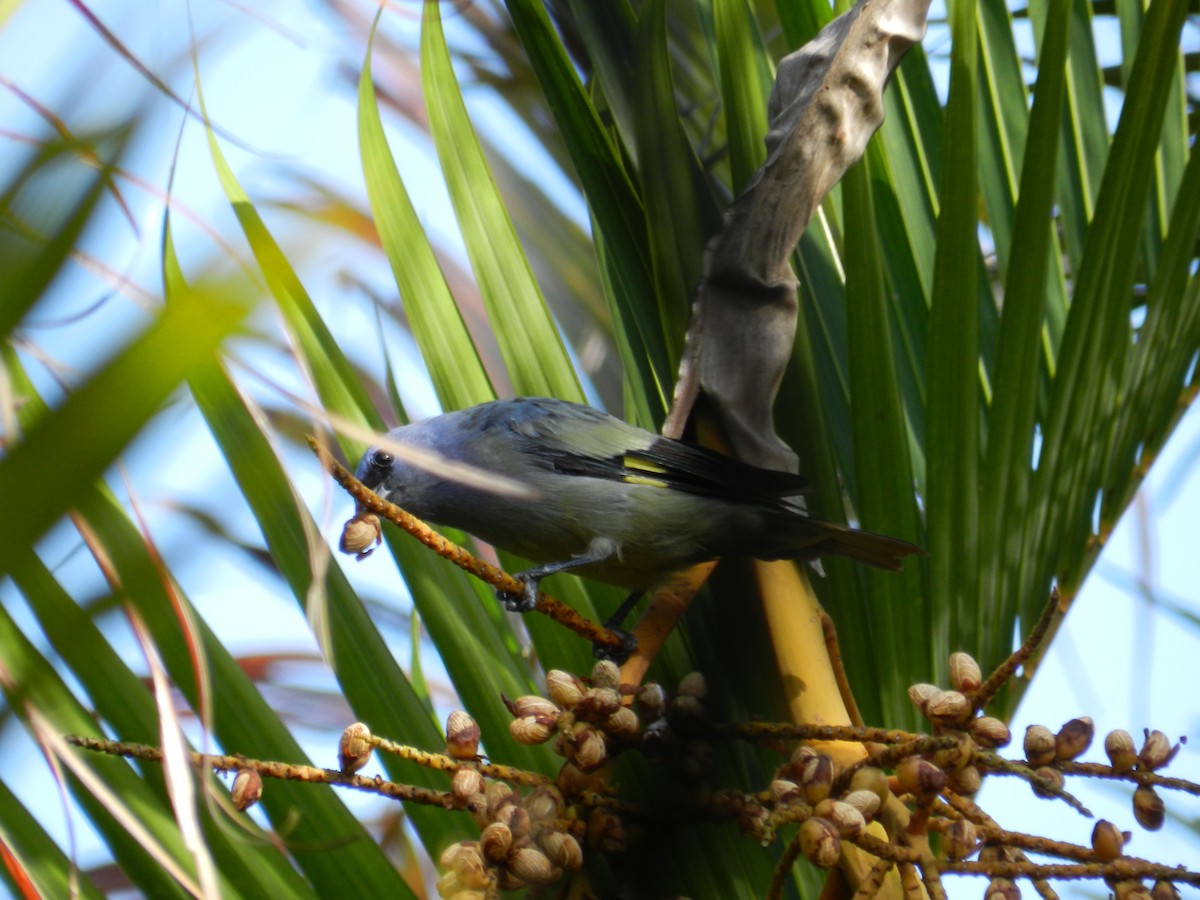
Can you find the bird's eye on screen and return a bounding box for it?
[371,449,394,469]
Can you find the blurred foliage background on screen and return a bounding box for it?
[0,0,1197,896]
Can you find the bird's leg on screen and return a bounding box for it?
[497,537,618,613]
[591,591,642,662]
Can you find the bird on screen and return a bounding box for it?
[353,397,922,626]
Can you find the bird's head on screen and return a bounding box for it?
[354,432,424,509]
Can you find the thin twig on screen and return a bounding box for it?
[365,734,552,786]
[974,586,1061,710]
[1058,760,1199,795]
[974,752,1092,816]
[935,858,1200,885]
[847,830,921,865]
[66,735,456,807]
[822,608,866,728]
[764,829,806,900]
[699,720,932,746]
[973,827,1097,863]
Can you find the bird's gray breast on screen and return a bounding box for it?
[446,469,627,563]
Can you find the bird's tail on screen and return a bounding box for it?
[809,521,925,571]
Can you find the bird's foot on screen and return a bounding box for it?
[496,574,540,613]
[592,626,637,664]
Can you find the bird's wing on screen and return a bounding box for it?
[498,398,809,505]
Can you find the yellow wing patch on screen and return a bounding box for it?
[623,456,668,474]
[621,455,670,488]
[621,474,670,488]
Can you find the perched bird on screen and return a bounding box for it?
[354,398,921,618]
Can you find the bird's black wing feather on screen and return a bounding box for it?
[625,439,809,503]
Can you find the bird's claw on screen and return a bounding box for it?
[592,626,637,664]
[496,575,540,613]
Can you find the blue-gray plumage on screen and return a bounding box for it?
[354,398,921,613]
